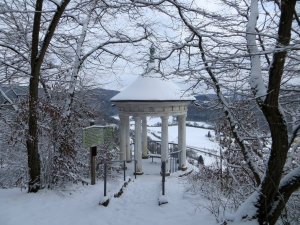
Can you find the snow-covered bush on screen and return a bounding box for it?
[96,141,119,179]
[0,107,28,189]
[0,91,119,189]
[186,165,254,223]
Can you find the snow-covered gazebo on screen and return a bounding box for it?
[111,48,195,175]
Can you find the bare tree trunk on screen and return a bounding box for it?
[26,0,43,193]
[255,0,296,223]
[26,0,70,192]
[27,65,41,192]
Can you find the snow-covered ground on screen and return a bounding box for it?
[0,158,218,225]
[0,119,223,225]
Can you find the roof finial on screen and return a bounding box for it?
[142,44,156,77]
[149,44,155,63]
[146,44,155,73]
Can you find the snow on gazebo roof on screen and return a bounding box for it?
[111,46,195,102]
[111,45,195,102]
[111,73,195,102]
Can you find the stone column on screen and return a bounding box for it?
[119,115,127,162]
[142,116,148,159]
[161,115,170,175]
[178,114,187,170]
[134,116,143,175]
[125,116,131,162]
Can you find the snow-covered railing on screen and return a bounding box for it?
[147,139,218,158]
[186,145,219,158]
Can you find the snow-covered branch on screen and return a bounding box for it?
[288,108,300,149]
[63,0,95,119]
[0,60,30,76]
[81,28,150,64]
[37,0,71,65]
[279,166,300,193]
[0,43,28,62]
[245,0,266,104]
[173,1,262,186]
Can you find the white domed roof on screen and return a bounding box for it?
[111,73,195,102]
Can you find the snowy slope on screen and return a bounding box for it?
[0,158,217,225]
[0,119,221,225]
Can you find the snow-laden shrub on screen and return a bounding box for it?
[0,94,119,189]
[0,109,28,189]
[96,142,119,179]
[186,110,300,225]
[185,163,254,223]
[280,192,300,225]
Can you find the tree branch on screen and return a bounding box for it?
[37,0,71,66]
[173,0,262,186]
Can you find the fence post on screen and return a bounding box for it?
[104,162,107,196]
[91,146,97,185]
[162,161,166,195]
[178,149,182,170]
[123,161,126,181]
[89,120,96,185]
[134,160,137,179]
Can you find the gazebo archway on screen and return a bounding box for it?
[111,48,194,175]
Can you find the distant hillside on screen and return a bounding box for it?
[90,89,222,123]
[187,94,222,122]
[78,88,119,123]
[0,85,221,123]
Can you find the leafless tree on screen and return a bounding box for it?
[0,0,150,191]
[131,0,300,224]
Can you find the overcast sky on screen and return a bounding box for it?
[98,0,224,92]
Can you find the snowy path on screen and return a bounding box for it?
[0,158,217,225]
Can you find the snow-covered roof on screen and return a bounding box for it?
[111,74,195,102]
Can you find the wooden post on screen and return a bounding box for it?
[104,162,107,196]
[134,160,137,179]
[220,147,223,191]
[91,146,97,185]
[90,120,96,185]
[123,161,126,181]
[162,161,166,195]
